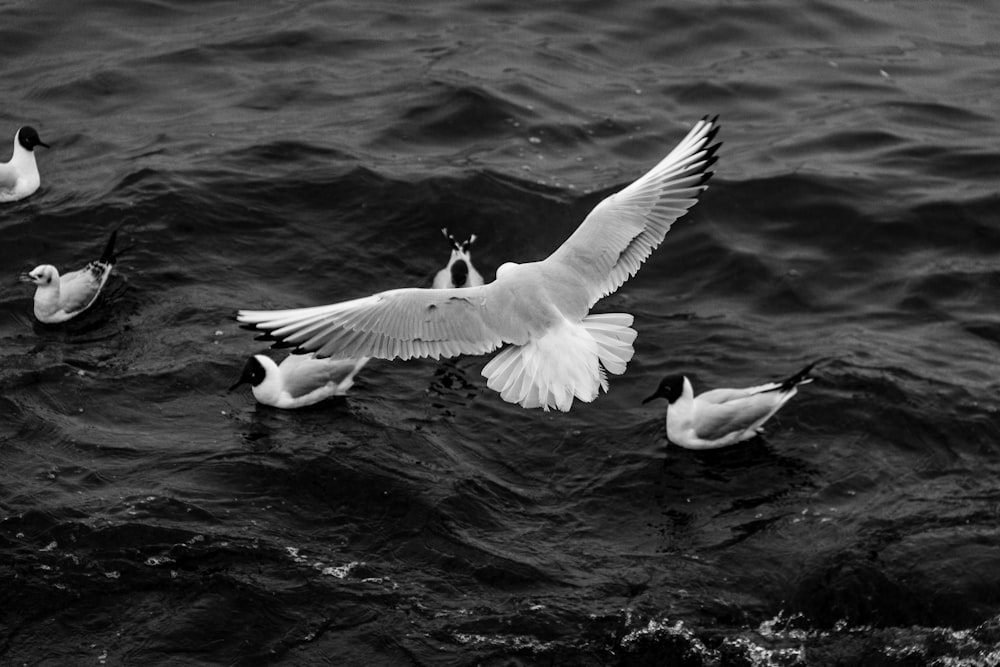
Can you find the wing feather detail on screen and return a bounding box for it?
[238,285,507,361]
[546,116,721,306]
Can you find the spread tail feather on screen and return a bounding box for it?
[582,313,637,376]
[481,313,636,411]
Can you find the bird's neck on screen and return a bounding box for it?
[251,375,284,406]
[32,283,61,319]
[10,145,38,173]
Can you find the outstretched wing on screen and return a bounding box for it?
[238,284,513,361]
[544,116,720,306]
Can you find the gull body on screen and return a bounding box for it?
[0,126,49,202]
[229,353,370,409]
[433,229,484,289]
[22,230,118,324]
[239,117,721,412]
[642,363,816,449]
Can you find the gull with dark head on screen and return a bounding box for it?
[1,126,49,203]
[22,230,118,324]
[642,362,816,449]
[238,117,721,412]
[433,228,484,289]
[229,353,369,409]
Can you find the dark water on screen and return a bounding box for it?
[2,1,1000,664]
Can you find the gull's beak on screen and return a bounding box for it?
[641,391,660,405]
[19,273,35,284]
[228,358,255,392]
[441,227,462,251]
[38,140,50,149]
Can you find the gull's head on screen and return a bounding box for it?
[229,354,272,392]
[22,264,58,287]
[17,126,49,152]
[441,228,478,276]
[642,374,687,406]
[495,261,519,280]
[449,259,470,287]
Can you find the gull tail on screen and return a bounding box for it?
[481,313,636,412]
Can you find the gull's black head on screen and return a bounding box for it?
[450,259,469,287]
[229,356,266,391]
[18,126,49,151]
[641,374,686,405]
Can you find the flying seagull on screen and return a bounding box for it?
[238,116,721,411]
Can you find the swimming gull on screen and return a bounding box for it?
[1,126,49,203]
[433,228,484,290]
[229,353,370,409]
[642,362,816,448]
[22,229,118,324]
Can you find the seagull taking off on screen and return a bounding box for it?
[433,228,484,289]
[238,116,721,412]
[1,126,49,203]
[22,230,118,324]
[229,353,369,409]
[642,363,816,449]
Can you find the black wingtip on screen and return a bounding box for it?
[108,223,136,260]
[100,229,118,265]
[704,124,721,147]
[441,227,461,251]
[779,361,820,391]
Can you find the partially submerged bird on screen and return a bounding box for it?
[22,230,118,324]
[642,363,816,449]
[1,126,49,202]
[229,353,370,409]
[432,228,484,289]
[239,116,721,412]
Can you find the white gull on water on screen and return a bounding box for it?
[238,116,721,412]
[228,353,370,409]
[0,126,48,203]
[22,230,118,324]
[642,363,816,449]
[433,229,484,290]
